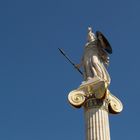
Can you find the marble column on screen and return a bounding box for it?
[84,98,110,140]
[68,81,123,140]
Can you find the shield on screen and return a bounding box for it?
[96,31,112,54]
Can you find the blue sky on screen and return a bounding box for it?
[0,0,140,139]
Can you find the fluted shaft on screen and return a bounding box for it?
[84,99,110,140]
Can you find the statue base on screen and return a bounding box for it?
[68,77,123,114]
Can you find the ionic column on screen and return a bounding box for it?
[84,99,110,140]
[68,81,123,140]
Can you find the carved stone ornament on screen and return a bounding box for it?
[107,92,123,114]
[68,78,123,114]
[68,77,107,108]
[68,90,86,108]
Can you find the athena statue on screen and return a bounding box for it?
[78,27,112,85]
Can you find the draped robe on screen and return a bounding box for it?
[82,40,111,84]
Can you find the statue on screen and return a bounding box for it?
[62,27,123,140]
[77,27,112,85]
[66,27,123,114]
[58,27,123,113]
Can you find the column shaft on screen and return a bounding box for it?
[84,99,110,140]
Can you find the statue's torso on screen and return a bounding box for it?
[83,40,99,60]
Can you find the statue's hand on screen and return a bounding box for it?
[75,64,82,69]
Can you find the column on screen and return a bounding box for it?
[84,98,110,140]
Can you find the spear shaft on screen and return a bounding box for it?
[58,48,83,76]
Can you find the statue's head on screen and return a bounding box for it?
[88,27,92,32]
[87,27,96,42]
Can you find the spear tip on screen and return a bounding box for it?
[58,48,66,55]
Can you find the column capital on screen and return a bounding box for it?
[84,98,109,112]
[68,78,123,114]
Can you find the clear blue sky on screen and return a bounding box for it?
[0,0,139,139]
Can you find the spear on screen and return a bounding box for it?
[58,48,83,76]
